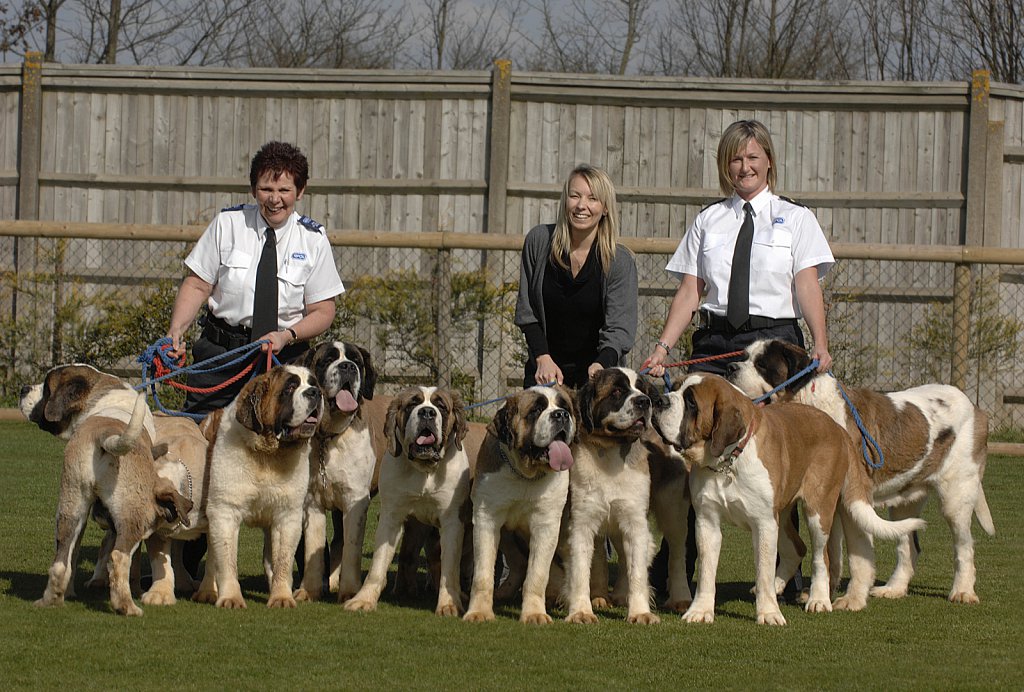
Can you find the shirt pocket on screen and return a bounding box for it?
[751,227,793,274]
[280,261,314,307]
[217,249,253,294]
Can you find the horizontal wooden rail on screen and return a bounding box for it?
[4,221,1024,264]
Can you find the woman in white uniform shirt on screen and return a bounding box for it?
[643,119,834,601]
[167,141,344,414]
[644,119,834,376]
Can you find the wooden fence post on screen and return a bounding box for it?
[954,70,991,389]
[479,59,514,404]
[17,51,42,221]
[434,247,453,388]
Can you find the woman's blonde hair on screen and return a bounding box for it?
[716,119,778,196]
[551,164,620,275]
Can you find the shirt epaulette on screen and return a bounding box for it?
[298,215,325,233]
[700,198,728,214]
[777,195,808,208]
[221,203,247,212]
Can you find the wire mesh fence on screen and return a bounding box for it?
[1,232,1022,432]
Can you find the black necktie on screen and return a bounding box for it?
[726,202,755,329]
[250,226,278,342]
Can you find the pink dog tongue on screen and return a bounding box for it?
[417,433,436,446]
[547,440,573,471]
[335,390,358,413]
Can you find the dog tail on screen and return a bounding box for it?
[101,392,148,456]
[974,488,996,536]
[845,499,926,540]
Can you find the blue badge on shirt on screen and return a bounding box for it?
[291,252,307,261]
[772,217,785,225]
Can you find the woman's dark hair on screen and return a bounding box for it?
[249,141,309,191]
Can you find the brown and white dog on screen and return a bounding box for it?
[293,341,387,603]
[19,364,193,616]
[563,367,665,625]
[653,373,925,625]
[344,386,470,616]
[464,385,576,624]
[730,339,994,605]
[192,365,323,609]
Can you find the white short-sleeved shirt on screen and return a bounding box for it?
[185,205,345,330]
[666,189,834,319]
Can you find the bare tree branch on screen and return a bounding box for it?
[418,0,524,70]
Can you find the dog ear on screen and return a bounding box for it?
[447,391,468,452]
[708,400,748,459]
[235,377,268,434]
[154,478,193,528]
[554,385,581,443]
[43,374,90,423]
[576,379,596,433]
[489,397,515,447]
[384,397,404,457]
[297,344,318,370]
[358,345,377,401]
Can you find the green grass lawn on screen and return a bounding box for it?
[1,420,1021,690]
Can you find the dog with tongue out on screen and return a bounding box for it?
[464,384,579,625]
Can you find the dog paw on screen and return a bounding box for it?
[463,610,495,623]
[681,607,714,624]
[756,611,787,626]
[804,598,832,614]
[627,612,660,625]
[192,589,218,605]
[521,611,553,625]
[869,585,907,599]
[949,590,980,604]
[662,598,692,613]
[590,597,611,610]
[293,587,318,602]
[267,594,297,609]
[336,589,357,604]
[565,610,599,624]
[435,603,460,617]
[833,595,866,611]
[215,595,247,609]
[141,589,176,606]
[343,597,377,612]
[33,595,63,608]
[114,601,144,617]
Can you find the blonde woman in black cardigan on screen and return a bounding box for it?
[515,164,638,389]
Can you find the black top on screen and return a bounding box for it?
[522,243,617,388]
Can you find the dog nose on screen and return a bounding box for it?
[20,384,31,399]
[635,395,651,412]
[303,386,322,401]
[418,407,437,420]
[338,361,356,374]
[551,408,569,421]
[726,362,741,375]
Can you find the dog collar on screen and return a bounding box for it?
[711,415,759,475]
[498,442,537,481]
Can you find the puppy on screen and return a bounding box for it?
[192,365,323,609]
[293,341,388,603]
[653,373,925,625]
[464,385,576,625]
[20,365,192,616]
[344,386,470,616]
[563,367,662,625]
[730,339,994,605]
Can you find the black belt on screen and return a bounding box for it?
[200,313,253,350]
[697,309,797,333]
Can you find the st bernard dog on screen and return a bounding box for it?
[463,384,576,625]
[730,339,994,605]
[293,341,388,603]
[563,367,663,625]
[192,364,323,609]
[20,364,193,616]
[653,373,925,625]
[344,386,470,616]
